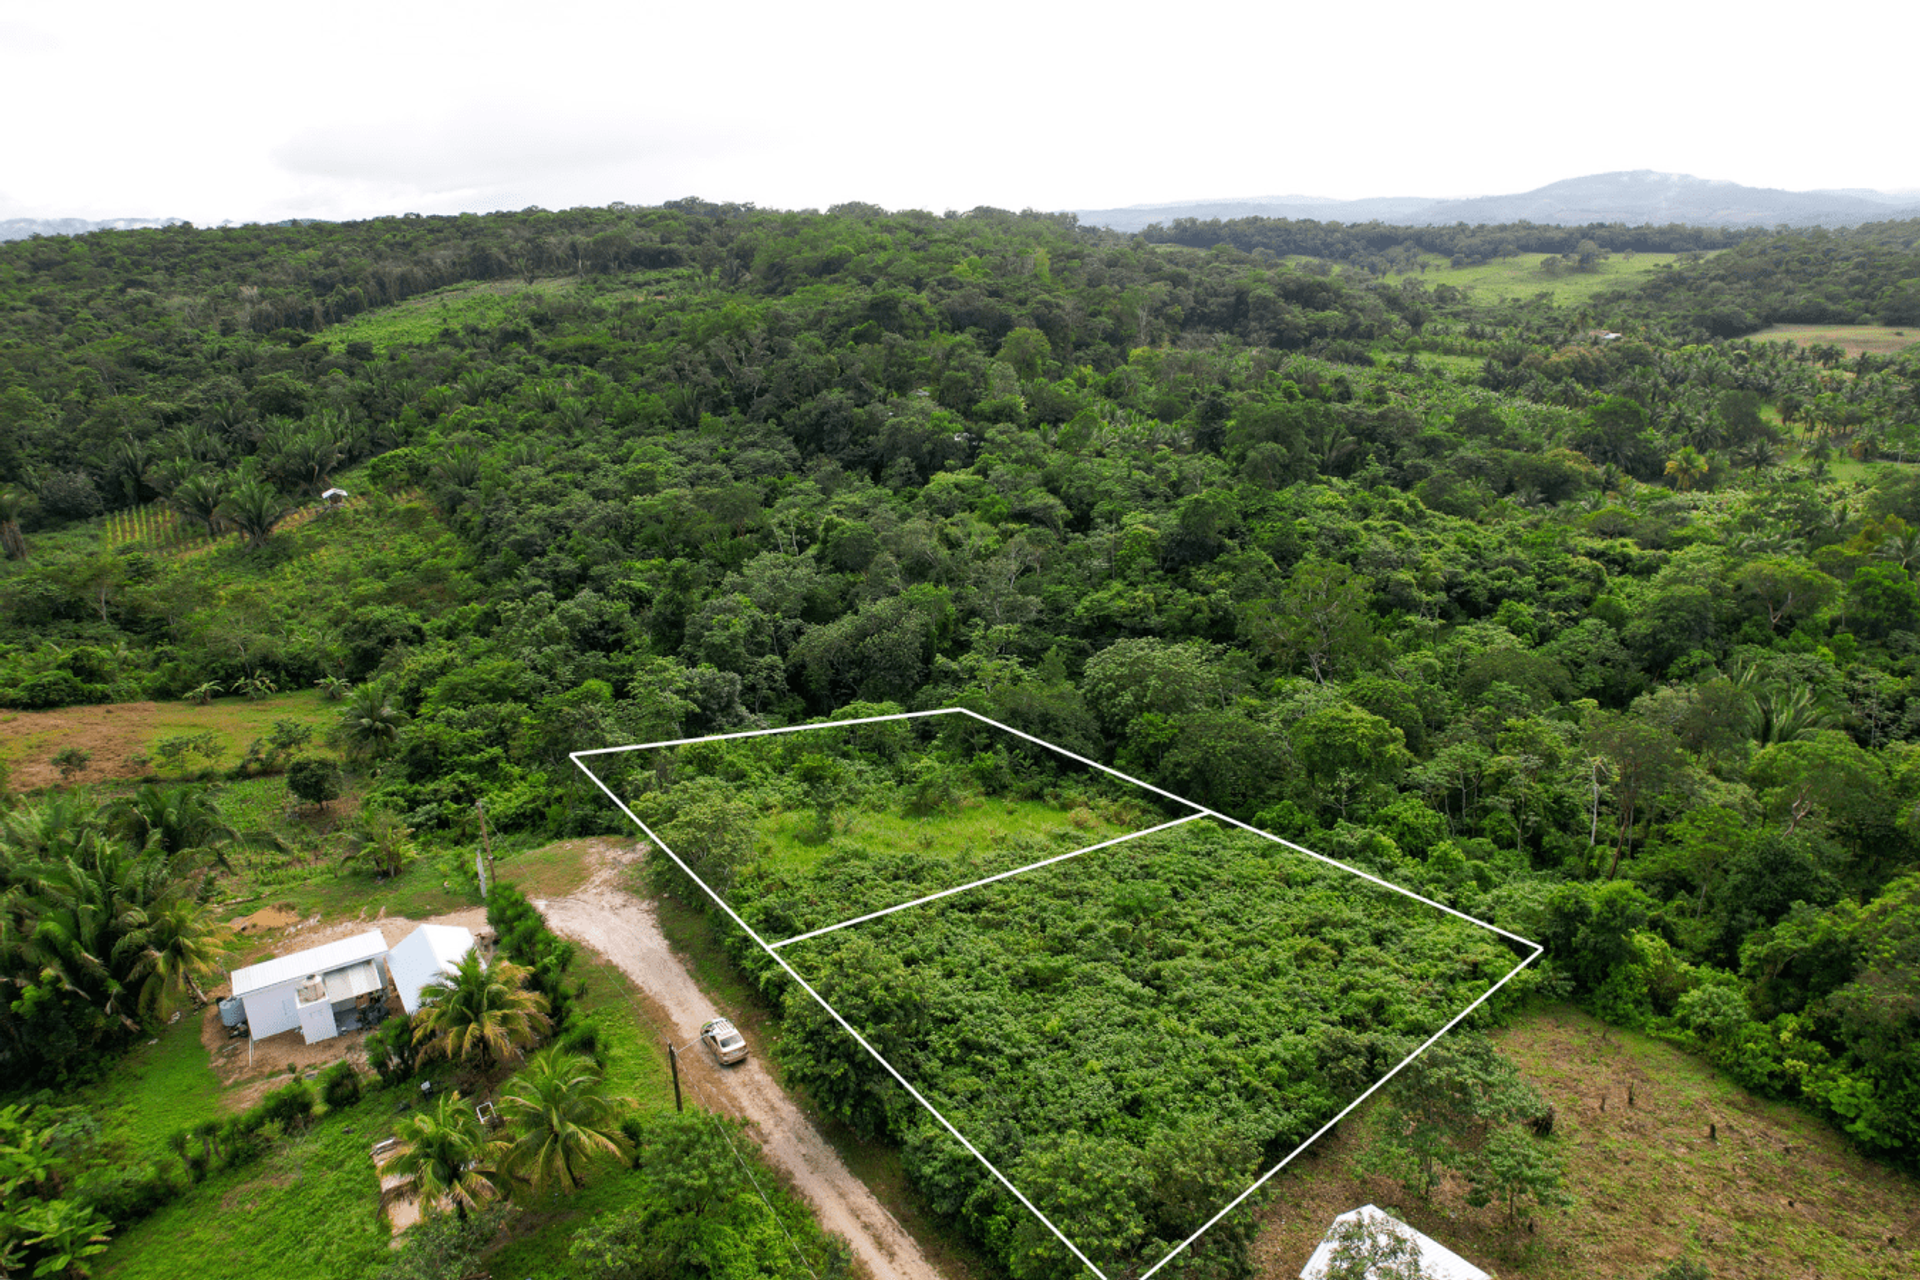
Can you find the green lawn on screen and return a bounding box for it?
[69,1014,239,1164]
[1380,252,1690,309]
[757,793,1138,874]
[97,1091,395,1280]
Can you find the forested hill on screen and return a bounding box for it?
[2,202,1919,1252]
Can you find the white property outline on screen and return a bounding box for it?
[572,707,1543,1280]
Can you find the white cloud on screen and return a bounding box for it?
[1,0,1913,224]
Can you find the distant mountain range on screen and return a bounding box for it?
[1075,171,1920,232]
[0,216,184,241]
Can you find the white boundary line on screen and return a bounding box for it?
[769,814,1206,950]
[571,706,1543,1280]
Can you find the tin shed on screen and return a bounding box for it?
[229,930,391,1044]
[388,924,477,1015]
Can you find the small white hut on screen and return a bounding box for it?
[1299,1204,1489,1280]
[387,924,478,1015]
[229,930,391,1045]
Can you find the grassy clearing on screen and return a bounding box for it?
[313,270,701,353]
[1374,350,1484,377]
[1250,1003,1920,1279]
[97,1091,394,1280]
[69,1014,237,1163]
[1748,323,1920,357]
[490,837,611,900]
[1379,252,1689,309]
[757,793,1137,874]
[0,690,340,791]
[315,279,576,352]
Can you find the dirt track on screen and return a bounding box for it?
[536,853,942,1280]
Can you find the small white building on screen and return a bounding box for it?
[387,924,478,1016]
[1300,1204,1489,1280]
[230,930,391,1045]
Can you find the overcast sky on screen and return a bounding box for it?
[3,1,1913,225]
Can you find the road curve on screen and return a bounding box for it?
[535,854,944,1280]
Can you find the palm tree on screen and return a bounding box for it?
[101,783,239,868]
[337,682,409,760]
[218,477,290,548]
[412,953,550,1071]
[386,1090,502,1222]
[128,895,234,1015]
[168,472,226,539]
[496,1047,632,1192]
[341,805,413,878]
[1663,446,1710,492]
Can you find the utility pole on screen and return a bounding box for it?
[668,1040,683,1112]
[475,799,495,893]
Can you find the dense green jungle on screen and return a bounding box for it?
[2,201,1920,1279]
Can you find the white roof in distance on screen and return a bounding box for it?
[231,930,390,999]
[388,924,477,1015]
[1300,1205,1490,1280]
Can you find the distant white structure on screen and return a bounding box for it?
[1300,1204,1489,1280]
[387,924,478,1015]
[229,930,391,1045]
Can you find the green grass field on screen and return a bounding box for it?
[97,1089,397,1280]
[1251,1003,1920,1279]
[315,279,574,352]
[71,1015,240,1164]
[756,793,1137,873]
[1380,252,1690,308]
[1747,324,1920,357]
[314,268,703,353]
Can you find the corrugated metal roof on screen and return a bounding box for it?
[389,924,476,1015]
[230,930,390,998]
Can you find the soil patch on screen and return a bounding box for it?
[0,701,162,789]
[227,905,302,936]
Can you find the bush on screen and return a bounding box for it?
[287,757,343,810]
[488,882,582,1030]
[320,1061,363,1109]
[365,1015,419,1086]
[78,1160,183,1226]
[255,1078,316,1130]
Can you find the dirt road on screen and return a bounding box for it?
[536,852,944,1280]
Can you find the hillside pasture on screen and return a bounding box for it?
[1380,251,1691,308]
[1748,323,1920,357]
[1251,1004,1920,1280]
[315,270,699,353]
[0,690,339,790]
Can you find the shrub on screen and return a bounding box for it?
[287,757,343,810]
[255,1078,316,1130]
[76,1160,183,1227]
[320,1060,363,1109]
[366,1015,419,1086]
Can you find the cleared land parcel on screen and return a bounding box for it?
[576,710,1538,1280]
